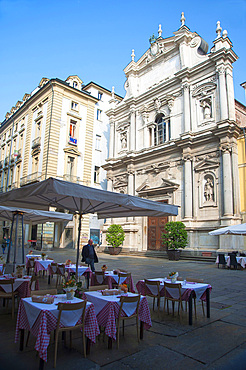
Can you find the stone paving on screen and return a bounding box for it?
[1,247,246,369]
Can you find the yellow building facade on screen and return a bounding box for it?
[235,99,246,222]
[0,76,98,249]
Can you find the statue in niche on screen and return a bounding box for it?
[200,98,212,119]
[120,132,127,149]
[204,177,214,202]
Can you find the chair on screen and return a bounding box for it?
[117,272,131,288]
[88,284,109,291]
[29,276,39,291]
[116,294,140,349]
[0,278,18,318]
[94,271,105,285]
[228,253,240,269]
[54,300,87,367]
[144,279,161,311]
[30,288,57,296]
[27,257,35,275]
[49,262,58,283]
[164,282,183,316]
[0,263,6,275]
[56,264,66,287]
[185,278,205,317]
[217,254,227,269]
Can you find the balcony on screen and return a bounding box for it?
[20,172,42,187]
[32,137,41,149]
[68,136,77,145]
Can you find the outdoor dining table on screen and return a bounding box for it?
[84,290,151,349]
[215,255,246,268]
[91,270,135,292]
[34,259,54,275]
[65,264,92,289]
[0,275,31,298]
[136,278,212,325]
[25,254,41,264]
[15,295,100,368]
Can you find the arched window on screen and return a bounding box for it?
[154,114,170,145]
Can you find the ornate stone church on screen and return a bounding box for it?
[103,14,243,254]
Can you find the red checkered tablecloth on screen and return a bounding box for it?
[34,260,53,274]
[136,280,212,302]
[84,292,151,341]
[0,278,31,298]
[15,298,100,362]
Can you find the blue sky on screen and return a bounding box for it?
[0,0,245,122]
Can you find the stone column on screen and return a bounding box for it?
[130,106,136,151]
[142,113,149,148]
[182,83,191,132]
[109,120,115,158]
[167,99,174,140]
[225,66,236,121]
[107,171,113,192]
[217,66,228,121]
[231,141,240,216]
[127,165,134,196]
[183,154,193,219]
[221,143,233,216]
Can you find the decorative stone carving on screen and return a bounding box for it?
[113,174,128,192]
[200,97,212,119]
[192,82,217,99]
[120,132,127,149]
[154,98,162,112]
[204,176,214,202]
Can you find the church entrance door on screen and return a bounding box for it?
[148,214,168,250]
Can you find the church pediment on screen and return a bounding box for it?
[136,178,179,196]
[63,146,81,156]
[113,174,128,188]
[194,158,219,172]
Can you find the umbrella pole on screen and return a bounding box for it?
[21,213,24,265]
[13,213,19,268]
[6,213,15,264]
[76,214,82,280]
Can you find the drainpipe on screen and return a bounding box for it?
[45,80,54,180]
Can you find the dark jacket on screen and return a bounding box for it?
[81,244,98,263]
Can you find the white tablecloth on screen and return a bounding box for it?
[22,295,91,328]
[0,276,31,293]
[139,278,209,300]
[85,291,140,317]
[215,255,246,268]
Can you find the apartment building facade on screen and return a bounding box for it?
[0,75,121,249]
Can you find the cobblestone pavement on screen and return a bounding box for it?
[1,247,246,369]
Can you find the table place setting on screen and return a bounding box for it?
[15,294,100,363]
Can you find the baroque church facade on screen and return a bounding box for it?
[103,14,243,254]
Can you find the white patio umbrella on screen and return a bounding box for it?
[0,206,73,269]
[0,177,179,277]
[209,223,246,235]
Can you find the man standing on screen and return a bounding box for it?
[81,239,98,272]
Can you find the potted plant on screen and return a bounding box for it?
[161,221,188,261]
[106,224,125,255]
